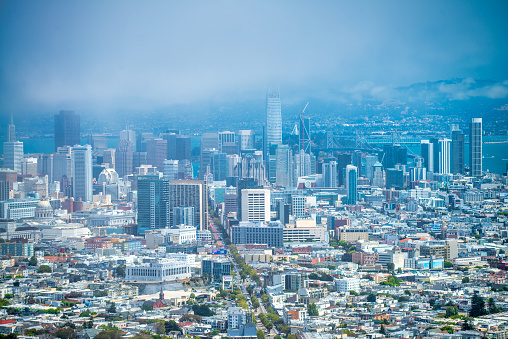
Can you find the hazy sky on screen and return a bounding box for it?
[1,0,507,113]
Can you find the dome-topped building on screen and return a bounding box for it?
[35,200,54,220]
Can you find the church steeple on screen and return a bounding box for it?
[159,286,164,300]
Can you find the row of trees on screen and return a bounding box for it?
[258,313,273,330]
[469,294,503,317]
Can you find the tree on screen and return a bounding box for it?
[445,306,459,318]
[165,320,181,333]
[367,294,376,303]
[461,317,475,331]
[192,304,215,317]
[379,324,386,335]
[179,314,202,323]
[257,330,265,339]
[462,277,470,283]
[444,261,454,268]
[397,267,403,274]
[29,255,38,266]
[386,262,395,272]
[488,298,502,314]
[441,326,454,334]
[54,327,77,339]
[155,322,165,335]
[107,302,117,314]
[307,303,319,316]
[469,294,487,317]
[94,329,122,339]
[115,264,126,278]
[38,265,52,273]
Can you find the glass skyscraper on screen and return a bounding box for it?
[137,175,170,234]
[469,118,482,177]
[55,110,80,151]
[266,89,282,145]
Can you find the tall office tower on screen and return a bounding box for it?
[337,153,352,187]
[3,141,23,173]
[21,157,37,176]
[238,130,255,151]
[266,89,282,145]
[345,165,358,205]
[115,140,133,178]
[200,148,217,180]
[420,140,434,172]
[236,178,259,219]
[322,159,337,188]
[241,189,270,222]
[365,155,378,181]
[470,118,482,177]
[276,145,293,187]
[136,132,154,152]
[103,149,116,169]
[176,136,191,161]
[72,145,92,202]
[87,134,108,152]
[218,131,237,154]
[437,139,451,175]
[163,160,179,180]
[7,113,15,142]
[37,154,54,182]
[200,133,219,179]
[137,175,170,234]
[451,129,465,174]
[294,150,311,179]
[53,147,73,183]
[0,181,9,201]
[299,116,310,153]
[386,168,404,189]
[146,138,167,171]
[173,206,195,226]
[228,154,242,177]
[120,128,136,150]
[241,151,266,185]
[178,160,193,179]
[54,110,80,151]
[352,150,362,177]
[168,180,206,230]
[267,143,278,184]
[372,162,384,187]
[161,132,178,160]
[133,151,148,169]
[382,144,407,169]
[429,137,440,173]
[291,195,306,218]
[210,151,228,181]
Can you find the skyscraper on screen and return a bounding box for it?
[3,141,23,174]
[169,180,207,230]
[420,140,434,172]
[175,136,191,161]
[146,138,167,171]
[55,110,80,151]
[7,113,15,142]
[266,89,282,145]
[137,175,170,234]
[115,139,134,178]
[451,130,465,174]
[120,128,136,150]
[299,116,310,153]
[345,165,358,205]
[163,160,179,180]
[470,118,482,177]
[276,145,292,187]
[437,139,451,175]
[72,145,92,202]
[241,189,270,222]
[210,151,228,181]
[200,133,219,179]
[238,130,255,151]
[322,159,337,188]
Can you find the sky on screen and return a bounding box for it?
[0,0,507,114]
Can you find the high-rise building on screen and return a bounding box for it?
[120,128,136,149]
[469,118,482,177]
[163,160,179,180]
[299,116,310,153]
[210,152,228,181]
[386,168,403,189]
[236,178,259,221]
[437,138,451,175]
[136,132,154,152]
[146,139,167,171]
[372,162,384,187]
[420,140,434,172]
[276,145,292,187]
[115,139,134,178]
[54,110,80,151]
[322,159,337,188]
[3,141,23,174]
[137,175,170,234]
[72,145,92,202]
[175,136,191,161]
[267,143,278,184]
[266,89,282,145]
[169,180,207,230]
[365,155,378,181]
[238,130,255,151]
[0,181,9,201]
[7,113,15,142]
[345,165,358,205]
[241,189,270,223]
[337,153,352,187]
[451,129,465,174]
[294,150,311,179]
[161,132,178,160]
[37,154,54,182]
[173,206,195,226]
[382,144,407,169]
[200,133,219,179]
[352,150,362,177]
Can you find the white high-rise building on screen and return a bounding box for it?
[241,189,270,223]
[438,139,451,175]
[266,89,282,145]
[72,144,92,202]
[294,150,311,179]
[420,140,434,172]
[322,160,337,188]
[276,145,292,187]
[120,129,136,149]
[3,141,23,174]
[469,118,482,177]
[163,160,179,180]
[238,130,255,150]
[372,162,384,188]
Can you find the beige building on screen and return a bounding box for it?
[284,219,328,243]
[336,227,369,242]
